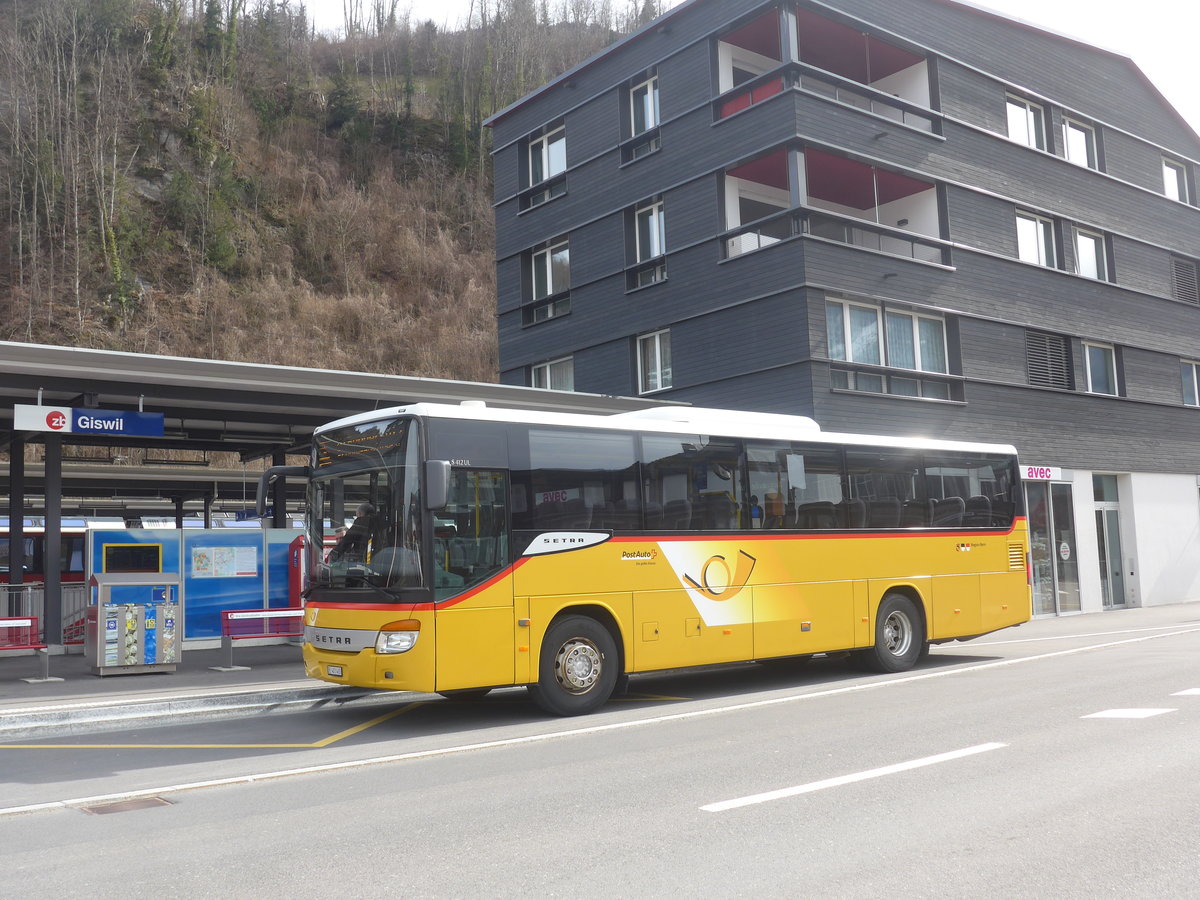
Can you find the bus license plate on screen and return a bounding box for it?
[327,665,344,677]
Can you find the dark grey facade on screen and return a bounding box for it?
[487,0,1200,613]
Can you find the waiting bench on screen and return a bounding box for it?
[0,616,63,683]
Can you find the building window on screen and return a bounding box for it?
[627,198,666,289]
[636,199,665,262]
[638,330,672,393]
[531,239,569,300]
[1172,257,1199,304]
[1006,96,1046,150]
[631,72,659,135]
[532,357,574,391]
[1163,158,1190,203]
[523,126,567,208]
[1016,212,1056,267]
[523,296,570,326]
[1063,118,1098,169]
[827,299,951,399]
[1183,361,1200,407]
[1026,330,1072,389]
[529,126,565,185]
[1084,343,1118,396]
[623,70,662,161]
[1073,227,1108,281]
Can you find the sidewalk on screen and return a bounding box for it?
[0,642,385,741]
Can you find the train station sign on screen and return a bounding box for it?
[14,403,165,437]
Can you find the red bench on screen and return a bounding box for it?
[211,608,304,671]
[0,616,62,683]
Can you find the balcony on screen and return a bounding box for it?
[715,7,934,130]
[722,149,946,264]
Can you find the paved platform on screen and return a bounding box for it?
[0,642,385,740]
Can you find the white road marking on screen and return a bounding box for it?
[1082,708,1176,719]
[1171,688,1200,696]
[968,624,1200,647]
[700,742,1007,812]
[2,625,1198,818]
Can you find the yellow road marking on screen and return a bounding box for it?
[0,702,426,750]
[309,703,423,747]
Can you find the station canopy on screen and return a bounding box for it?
[0,340,678,519]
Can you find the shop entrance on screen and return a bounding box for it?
[1093,475,1127,609]
[1025,481,1080,616]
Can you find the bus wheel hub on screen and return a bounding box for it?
[556,639,601,693]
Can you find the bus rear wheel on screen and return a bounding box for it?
[859,593,924,673]
[528,615,619,716]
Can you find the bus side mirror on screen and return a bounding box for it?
[256,465,310,517]
[425,460,451,509]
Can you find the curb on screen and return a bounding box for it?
[0,685,398,741]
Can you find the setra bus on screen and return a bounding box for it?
[259,402,1031,715]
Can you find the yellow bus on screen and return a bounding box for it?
[260,402,1031,716]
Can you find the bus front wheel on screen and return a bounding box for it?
[859,593,924,673]
[528,615,619,716]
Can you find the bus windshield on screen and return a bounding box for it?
[308,417,424,596]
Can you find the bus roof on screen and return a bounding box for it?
[315,402,1018,457]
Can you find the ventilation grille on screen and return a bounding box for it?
[1172,257,1199,304]
[1026,331,1072,389]
[1009,543,1026,569]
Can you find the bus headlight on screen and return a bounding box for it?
[376,619,421,654]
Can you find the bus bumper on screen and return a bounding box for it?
[302,638,436,692]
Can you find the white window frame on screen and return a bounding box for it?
[1006,96,1046,151]
[1073,227,1108,281]
[531,239,569,300]
[532,356,574,392]
[1063,117,1098,169]
[630,73,660,136]
[1183,360,1200,407]
[529,127,566,185]
[638,329,672,394]
[1016,211,1056,267]
[635,199,666,262]
[827,299,948,373]
[1163,158,1190,203]
[1084,342,1117,396]
[884,309,949,374]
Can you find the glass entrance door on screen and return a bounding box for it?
[1093,475,1126,609]
[1025,481,1080,615]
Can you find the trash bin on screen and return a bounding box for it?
[85,573,182,676]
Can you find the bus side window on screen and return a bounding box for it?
[845,449,924,530]
[643,435,742,530]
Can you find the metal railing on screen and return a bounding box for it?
[714,61,938,133]
[1,583,89,643]
[721,207,948,265]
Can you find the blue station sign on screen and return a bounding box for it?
[14,403,165,437]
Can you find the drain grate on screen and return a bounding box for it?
[80,797,173,815]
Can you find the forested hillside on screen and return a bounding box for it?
[0,0,655,380]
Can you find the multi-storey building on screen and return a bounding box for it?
[485,0,1200,616]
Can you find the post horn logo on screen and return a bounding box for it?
[683,549,757,600]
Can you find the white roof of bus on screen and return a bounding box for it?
[316,402,1018,456]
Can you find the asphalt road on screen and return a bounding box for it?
[3,605,1200,898]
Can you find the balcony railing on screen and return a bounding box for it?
[722,207,948,265]
[715,61,938,133]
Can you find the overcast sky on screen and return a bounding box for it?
[300,0,1200,135]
